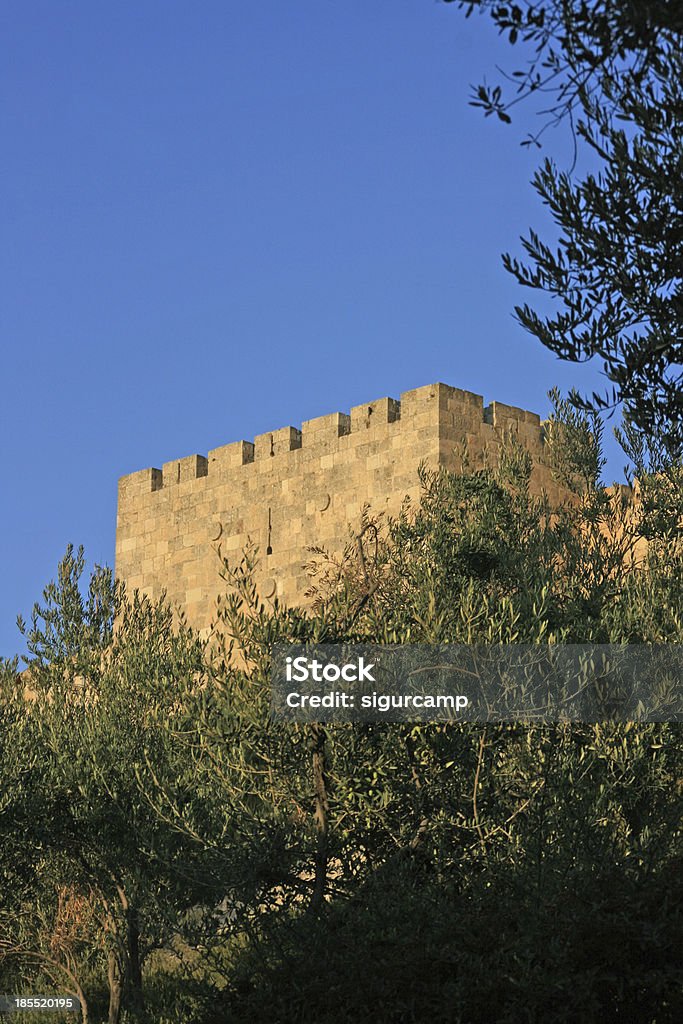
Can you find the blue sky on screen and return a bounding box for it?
[1,1,625,659]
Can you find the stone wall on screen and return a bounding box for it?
[115,382,566,630]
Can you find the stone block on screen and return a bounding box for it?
[208,440,255,468]
[350,397,400,432]
[301,411,351,443]
[162,454,208,486]
[254,426,302,460]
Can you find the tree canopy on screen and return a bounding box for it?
[2,402,682,1022]
[445,1,683,454]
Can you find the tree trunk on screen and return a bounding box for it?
[125,906,144,1017]
[74,981,89,1024]
[107,950,123,1024]
[309,723,329,913]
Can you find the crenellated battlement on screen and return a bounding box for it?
[119,383,545,494]
[115,382,562,630]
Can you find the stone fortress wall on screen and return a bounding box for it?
[115,382,568,630]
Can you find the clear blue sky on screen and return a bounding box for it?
[1,1,625,659]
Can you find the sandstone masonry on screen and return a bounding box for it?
[115,382,566,630]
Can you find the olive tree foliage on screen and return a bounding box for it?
[443,1,683,455]
[0,548,217,1024]
[445,2,681,137]
[170,397,682,1021]
[2,396,682,1022]
[0,661,98,1019]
